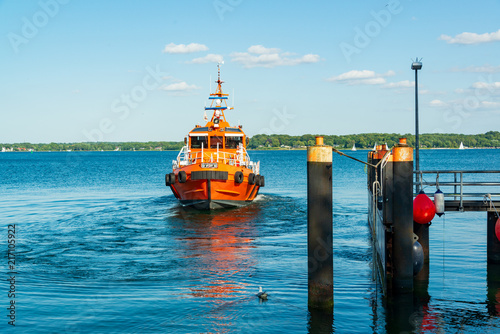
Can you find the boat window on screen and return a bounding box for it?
[190,136,208,149]
[225,136,243,149]
[210,136,224,149]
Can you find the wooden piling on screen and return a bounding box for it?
[413,222,430,284]
[487,211,500,264]
[413,222,429,263]
[391,138,414,293]
[307,136,333,309]
[487,262,500,316]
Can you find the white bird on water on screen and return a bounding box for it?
[257,286,268,300]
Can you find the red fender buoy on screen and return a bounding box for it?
[495,218,500,242]
[414,190,436,225]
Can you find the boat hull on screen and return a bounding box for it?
[179,198,254,210]
[169,164,261,210]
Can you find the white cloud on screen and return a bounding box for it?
[481,101,500,108]
[450,65,500,73]
[439,29,500,45]
[230,45,320,68]
[188,54,224,64]
[161,82,200,91]
[300,54,321,63]
[327,70,394,85]
[383,80,414,88]
[163,43,208,54]
[471,81,500,91]
[247,45,281,54]
[357,78,387,85]
[451,81,500,97]
[429,99,447,107]
[329,70,376,81]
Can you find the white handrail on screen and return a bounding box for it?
[172,144,259,173]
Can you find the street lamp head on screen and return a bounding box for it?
[411,62,422,70]
[411,57,423,70]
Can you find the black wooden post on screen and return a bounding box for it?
[487,211,500,264]
[307,136,333,309]
[391,138,414,293]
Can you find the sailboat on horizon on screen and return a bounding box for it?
[351,143,357,151]
[459,142,465,150]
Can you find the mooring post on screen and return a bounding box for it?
[391,138,414,293]
[487,262,500,316]
[367,149,373,191]
[414,222,429,264]
[487,211,500,264]
[307,136,333,309]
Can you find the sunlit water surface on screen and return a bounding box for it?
[1,149,500,333]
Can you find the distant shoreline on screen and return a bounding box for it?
[1,147,499,153]
[2,131,499,152]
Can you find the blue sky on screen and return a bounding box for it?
[1,0,499,143]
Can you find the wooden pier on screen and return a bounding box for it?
[367,143,500,294]
[307,136,500,303]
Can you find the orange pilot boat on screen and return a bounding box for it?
[165,64,264,210]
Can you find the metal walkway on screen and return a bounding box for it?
[414,170,500,212]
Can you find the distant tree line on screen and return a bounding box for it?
[0,141,184,152]
[246,131,500,149]
[1,131,499,151]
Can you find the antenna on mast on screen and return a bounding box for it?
[217,61,225,84]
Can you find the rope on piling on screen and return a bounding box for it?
[332,148,391,197]
[332,148,391,169]
[484,194,500,219]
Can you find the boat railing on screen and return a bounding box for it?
[173,145,259,174]
[414,170,500,211]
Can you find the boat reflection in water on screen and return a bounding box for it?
[168,202,264,332]
[171,202,260,302]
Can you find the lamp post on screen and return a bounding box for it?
[411,58,422,192]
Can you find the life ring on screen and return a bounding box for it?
[234,171,243,184]
[178,171,187,183]
[248,173,256,185]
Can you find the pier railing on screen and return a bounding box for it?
[414,170,500,211]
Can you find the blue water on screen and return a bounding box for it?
[1,149,499,333]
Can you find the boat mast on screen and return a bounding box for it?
[205,62,230,123]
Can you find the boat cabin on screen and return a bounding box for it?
[188,125,246,152]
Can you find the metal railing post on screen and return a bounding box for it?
[460,172,464,211]
[454,172,458,201]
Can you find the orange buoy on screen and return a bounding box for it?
[413,190,436,225]
[495,217,500,242]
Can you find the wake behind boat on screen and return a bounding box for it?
[165,64,264,210]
